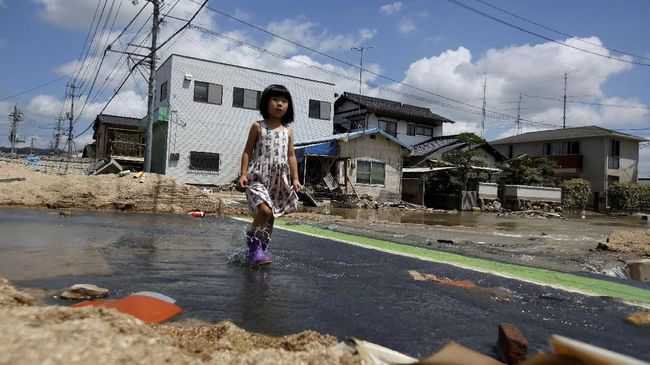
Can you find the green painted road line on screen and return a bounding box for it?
[273,220,650,305]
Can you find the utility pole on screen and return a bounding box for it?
[144,0,160,173]
[30,137,35,155]
[8,105,24,156]
[66,82,81,158]
[516,93,522,135]
[52,116,65,154]
[481,74,487,137]
[562,73,567,129]
[351,45,374,131]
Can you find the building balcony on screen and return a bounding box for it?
[548,154,583,170]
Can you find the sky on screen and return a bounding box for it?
[0,0,649,175]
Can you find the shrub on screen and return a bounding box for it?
[561,178,591,209]
[608,183,650,211]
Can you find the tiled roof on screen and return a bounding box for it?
[94,114,142,129]
[490,125,647,144]
[339,92,455,124]
[410,135,506,162]
[411,135,461,157]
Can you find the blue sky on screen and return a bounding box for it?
[0,0,649,174]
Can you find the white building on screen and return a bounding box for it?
[152,54,336,185]
[333,92,455,146]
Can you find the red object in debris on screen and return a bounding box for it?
[498,322,528,365]
[189,211,205,218]
[72,293,182,324]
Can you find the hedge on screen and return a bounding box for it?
[608,183,650,211]
[561,178,591,209]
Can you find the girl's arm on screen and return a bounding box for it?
[287,128,301,192]
[239,122,260,189]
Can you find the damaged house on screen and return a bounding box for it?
[294,128,413,202]
[402,135,505,208]
[333,92,454,144]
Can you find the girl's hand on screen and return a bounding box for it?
[237,175,248,191]
[292,179,302,193]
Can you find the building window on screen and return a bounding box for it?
[193,81,222,104]
[608,139,620,169]
[415,126,433,136]
[543,141,580,155]
[160,81,168,102]
[378,120,397,137]
[356,160,385,186]
[349,117,366,130]
[607,175,619,186]
[189,151,220,171]
[309,100,332,120]
[407,124,416,136]
[233,87,260,110]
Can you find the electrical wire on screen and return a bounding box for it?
[473,0,650,62]
[445,0,650,67]
[524,94,650,110]
[187,2,562,128]
[0,74,72,102]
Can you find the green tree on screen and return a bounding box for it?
[498,155,559,187]
[429,133,492,192]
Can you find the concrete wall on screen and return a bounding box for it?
[492,136,616,197]
[478,182,498,199]
[607,137,639,184]
[338,134,403,197]
[154,55,336,185]
[503,185,562,202]
[334,100,444,146]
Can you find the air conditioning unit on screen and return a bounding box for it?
[169,152,180,161]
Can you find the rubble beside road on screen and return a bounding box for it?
[0,278,361,365]
[0,161,246,216]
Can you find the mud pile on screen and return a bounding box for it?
[0,161,247,216]
[0,278,360,365]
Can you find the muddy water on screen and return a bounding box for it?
[1,208,649,360]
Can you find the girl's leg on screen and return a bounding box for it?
[251,202,273,236]
[261,216,274,250]
[246,202,273,265]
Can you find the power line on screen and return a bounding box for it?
[524,94,650,110]
[190,24,560,128]
[0,74,71,102]
[445,0,650,67]
[473,0,650,62]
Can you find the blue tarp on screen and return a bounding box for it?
[295,141,337,158]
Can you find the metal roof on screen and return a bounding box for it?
[337,92,455,125]
[490,125,648,145]
[94,114,142,129]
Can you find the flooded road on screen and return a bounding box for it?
[1,208,648,360]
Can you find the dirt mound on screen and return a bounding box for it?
[0,162,246,216]
[0,278,360,365]
[605,230,650,256]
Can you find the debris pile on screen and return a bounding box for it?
[0,161,243,215]
[599,230,650,256]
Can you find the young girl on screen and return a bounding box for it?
[238,84,301,266]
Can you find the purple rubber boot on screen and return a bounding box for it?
[261,237,270,252]
[246,232,272,266]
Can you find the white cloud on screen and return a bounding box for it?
[398,17,415,33]
[0,0,6,8]
[379,37,646,141]
[265,18,377,54]
[34,0,211,31]
[380,2,402,15]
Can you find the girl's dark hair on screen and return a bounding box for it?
[259,84,294,125]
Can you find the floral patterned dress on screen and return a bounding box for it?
[246,121,298,217]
